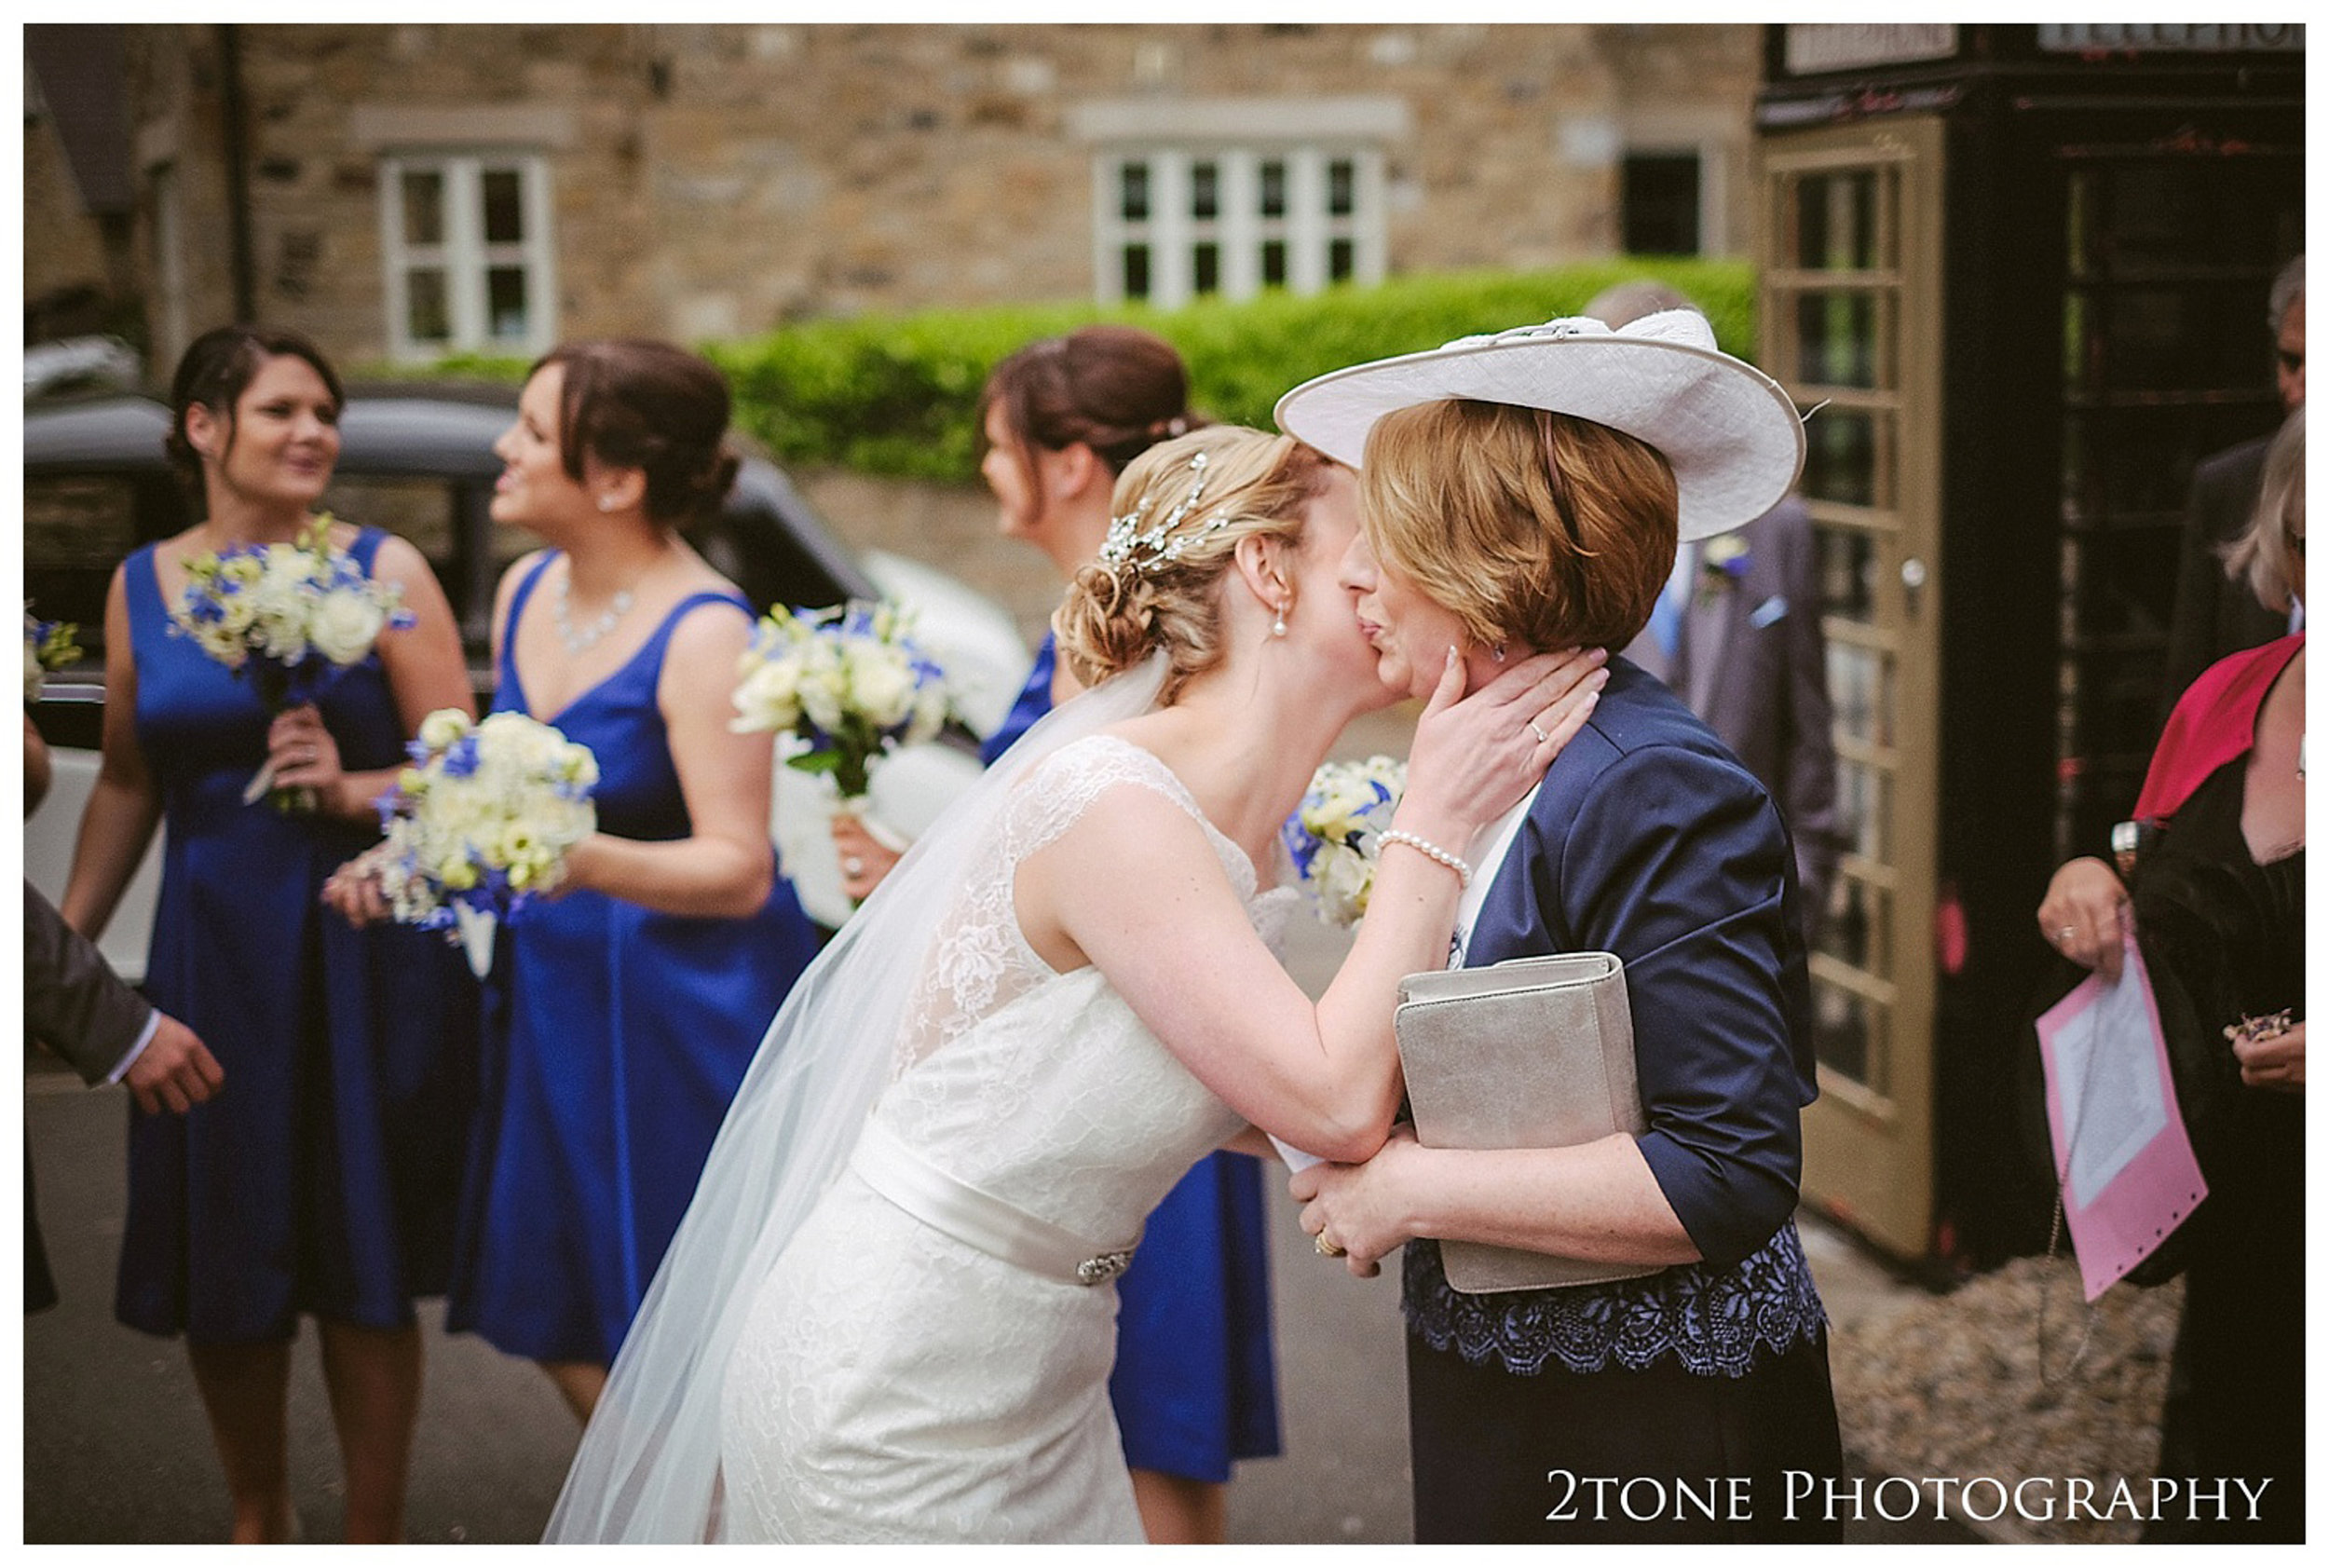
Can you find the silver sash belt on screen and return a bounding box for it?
[848,1118,1138,1288]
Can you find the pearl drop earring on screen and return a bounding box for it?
[1272,604,1288,638]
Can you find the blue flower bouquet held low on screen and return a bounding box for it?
[729,598,955,811]
[375,708,600,976]
[165,514,415,809]
[1280,754,1407,929]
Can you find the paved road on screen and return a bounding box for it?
[20,716,1970,1545]
[20,912,1407,1546]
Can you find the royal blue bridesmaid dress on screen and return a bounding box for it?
[445,553,822,1365]
[985,634,1284,1484]
[115,526,480,1343]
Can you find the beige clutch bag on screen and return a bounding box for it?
[1395,951,1659,1294]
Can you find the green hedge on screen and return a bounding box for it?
[421,259,1757,484]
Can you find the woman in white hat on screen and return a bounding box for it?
[1279,311,1844,1543]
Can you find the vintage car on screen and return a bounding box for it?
[23,389,1029,962]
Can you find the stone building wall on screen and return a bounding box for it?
[22,106,114,317]
[38,22,1760,375]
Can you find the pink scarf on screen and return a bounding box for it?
[2133,634,2305,825]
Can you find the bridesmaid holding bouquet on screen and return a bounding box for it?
[62,324,480,1543]
[331,339,821,1426]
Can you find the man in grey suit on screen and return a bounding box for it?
[2159,253,2304,721]
[1590,281,1843,939]
[24,716,222,1310]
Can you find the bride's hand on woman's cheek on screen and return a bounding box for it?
[1289,1125,1429,1278]
[1402,647,1608,834]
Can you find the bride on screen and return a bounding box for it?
[545,425,1606,1543]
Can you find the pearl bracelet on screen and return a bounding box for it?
[1378,829,1473,888]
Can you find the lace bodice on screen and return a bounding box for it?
[876,735,1296,1244]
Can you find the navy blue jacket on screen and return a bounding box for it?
[1464,657,1819,1272]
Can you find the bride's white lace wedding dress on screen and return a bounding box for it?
[716,734,1294,1543]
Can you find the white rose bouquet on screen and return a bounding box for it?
[167,514,415,808]
[730,598,954,809]
[1279,755,1407,928]
[23,607,82,704]
[373,709,600,976]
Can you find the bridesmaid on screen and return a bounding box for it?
[334,338,821,1425]
[832,325,1281,1544]
[61,324,479,1543]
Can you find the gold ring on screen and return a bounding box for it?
[1314,1233,1344,1257]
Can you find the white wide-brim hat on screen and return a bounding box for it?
[1274,310,1805,542]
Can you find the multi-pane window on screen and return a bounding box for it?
[1095,146,1383,307]
[379,153,555,360]
[1622,151,1705,255]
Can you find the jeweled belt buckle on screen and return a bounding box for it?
[1075,1249,1134,1287]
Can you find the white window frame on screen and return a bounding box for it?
[1091,143,1387,308]
[377,151,556,361]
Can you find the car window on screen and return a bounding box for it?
[23,473,156,664]
[321,474,460,564]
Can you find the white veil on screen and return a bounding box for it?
[542,654,1168,1543]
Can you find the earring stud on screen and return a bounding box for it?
[598,496,618,513]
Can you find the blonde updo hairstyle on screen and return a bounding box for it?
[1361,400,1680,653]
[1054,425,1335,703]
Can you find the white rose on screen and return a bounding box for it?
[732,659,802,734]
[1315,848,1373,927]
[418,708,470,752]
[845,642,915,729]
[798,665,846,735]
[309,588,388,665]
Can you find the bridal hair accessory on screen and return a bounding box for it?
[1378,828,1472,888]
[1098,450,1232,573]
[1274,309,1806,541]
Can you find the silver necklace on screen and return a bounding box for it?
[553,572,636,655]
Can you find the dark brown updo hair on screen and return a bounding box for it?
[1361,400,1679,653]
[532,338,741,525]
[979,324,1204,511]
[1055,426,1336,704]
[164,324,345,495]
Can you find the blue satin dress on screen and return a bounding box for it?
[115,528,480,1343]
[445,554,822,1365]
[984,634,1283,1483]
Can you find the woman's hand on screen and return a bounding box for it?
[1396,647,1606,848]
[321,843,395,927]
[831,813,904,904]
[1289,1125,1432,1278]
[2230,1016,2305,1093]
[267,703,350,811]
[2037,855,2131,978]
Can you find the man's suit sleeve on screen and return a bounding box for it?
[1771,502,1840,922]
[1546,749,1808,1272]
[22,879,155,1085]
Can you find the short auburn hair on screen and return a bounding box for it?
[1359,400,1679,652]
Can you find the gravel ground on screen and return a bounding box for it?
[1828,1253,2183,1546]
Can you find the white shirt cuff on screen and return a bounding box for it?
[103,1010,163,1086]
